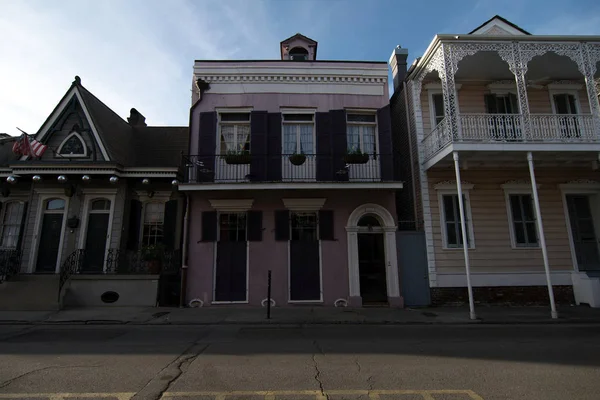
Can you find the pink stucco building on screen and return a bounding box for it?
[180,34,408,307]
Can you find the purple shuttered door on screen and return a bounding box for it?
[315,112,332,181]
[290,240,320,301]
[330,109,348,182]
[267,113,282,181]
[250,111,268,182]
[198,112,217,182]
[377,105,394,181]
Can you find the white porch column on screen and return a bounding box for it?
[511,43,531,140]
[527,152,558,319]
[452,152,476,320]
[581,44,600,137]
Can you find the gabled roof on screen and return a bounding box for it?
[27,77,187,168]
[469,15,531,35]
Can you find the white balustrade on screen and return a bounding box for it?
[422,113,598,161]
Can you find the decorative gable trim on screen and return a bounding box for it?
[434,181,474,190]
[501,180,540,190]
[469,16,531,36]
[31,86,110,161]
[56,131,88,158]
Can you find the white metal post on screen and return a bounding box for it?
[453,152,476,320]
[527,152,558,319]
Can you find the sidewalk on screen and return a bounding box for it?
[2,305,600,325]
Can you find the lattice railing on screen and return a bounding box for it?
[460,113,524,141]
[529,114,597,142]
[422,117,452,160]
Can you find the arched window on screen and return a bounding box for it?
[0,201,25,249]
[46,198,65,211]
[358,215,381,227]
[142,202,165,246]
[57,132,87,157]
[289,46,309,61]
[91,199,111,211]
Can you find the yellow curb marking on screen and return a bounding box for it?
[0,390,484,400]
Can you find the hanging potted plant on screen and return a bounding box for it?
[141,244,165,274]
[288,151,307,166]
[343,147,370,164]
[223,150,252,165]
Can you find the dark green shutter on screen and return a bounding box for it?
[484,94,498,114]
[201,211,217,242]
[16,201,27,251]
[318,210,334,241]
[163,200,178,250]
[126,200,142,250]
[247,211,263,241]
[275,210,290,241]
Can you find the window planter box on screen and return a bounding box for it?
[288,153,307,166]
[223,154,252,165]
[343,153,370,164]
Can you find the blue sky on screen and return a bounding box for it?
[1,0,599,134]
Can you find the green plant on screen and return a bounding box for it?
[343,147,370,164]
[141,243,166,261]
[288,151,307,166]
[222,150,252,165]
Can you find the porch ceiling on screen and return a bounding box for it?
[449,51,585,82]
[429,150,600,170]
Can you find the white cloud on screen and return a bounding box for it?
[0,0,279,134]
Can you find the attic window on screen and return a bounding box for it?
[289,47,308,61]
[57,132,87,158]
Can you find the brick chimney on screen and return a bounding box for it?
[128,108,147,127]
[389,45,409,93]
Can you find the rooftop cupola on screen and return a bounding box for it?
[280,33,318,61]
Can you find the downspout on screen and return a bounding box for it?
[179,193,190,308]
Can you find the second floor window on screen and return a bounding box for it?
[142,202,165,246]
[283,113,314,155]
[430,93,445,127]
[553,94,578,115]
[0,202,25,249]
[485,93,518,114]
[347,113,376,154]
[219,113,250,155]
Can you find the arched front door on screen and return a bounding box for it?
[346,204,401,307]
[357,215,387,305]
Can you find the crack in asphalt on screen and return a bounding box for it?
[0,364,100,389]
[311,339,328,400]
[367,375,374,391]
[354,358,361,373]
[132,329,211,400]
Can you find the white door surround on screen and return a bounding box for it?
[346,203,401,307]
[78,192,117,272]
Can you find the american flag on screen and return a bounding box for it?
[12,130,47,158]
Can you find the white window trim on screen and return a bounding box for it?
[212,211,249,304]
[549,89,582,115]
[216,111,251,155]
[139,201,167,247]
[29,194,70,273]
[346,111,378,154]
[56,131,88,158]
[0,200,26,250]
[503,188,540,249]
[77,194,116,272]
[281,110,316,154]
[436,188,475,250]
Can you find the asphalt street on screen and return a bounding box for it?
[0,323,599,400]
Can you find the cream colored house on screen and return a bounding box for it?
[390,16,600,317]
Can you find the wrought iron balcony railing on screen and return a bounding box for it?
[182,153,392,184]
[0,249,21,283]
[422,113,598,161]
